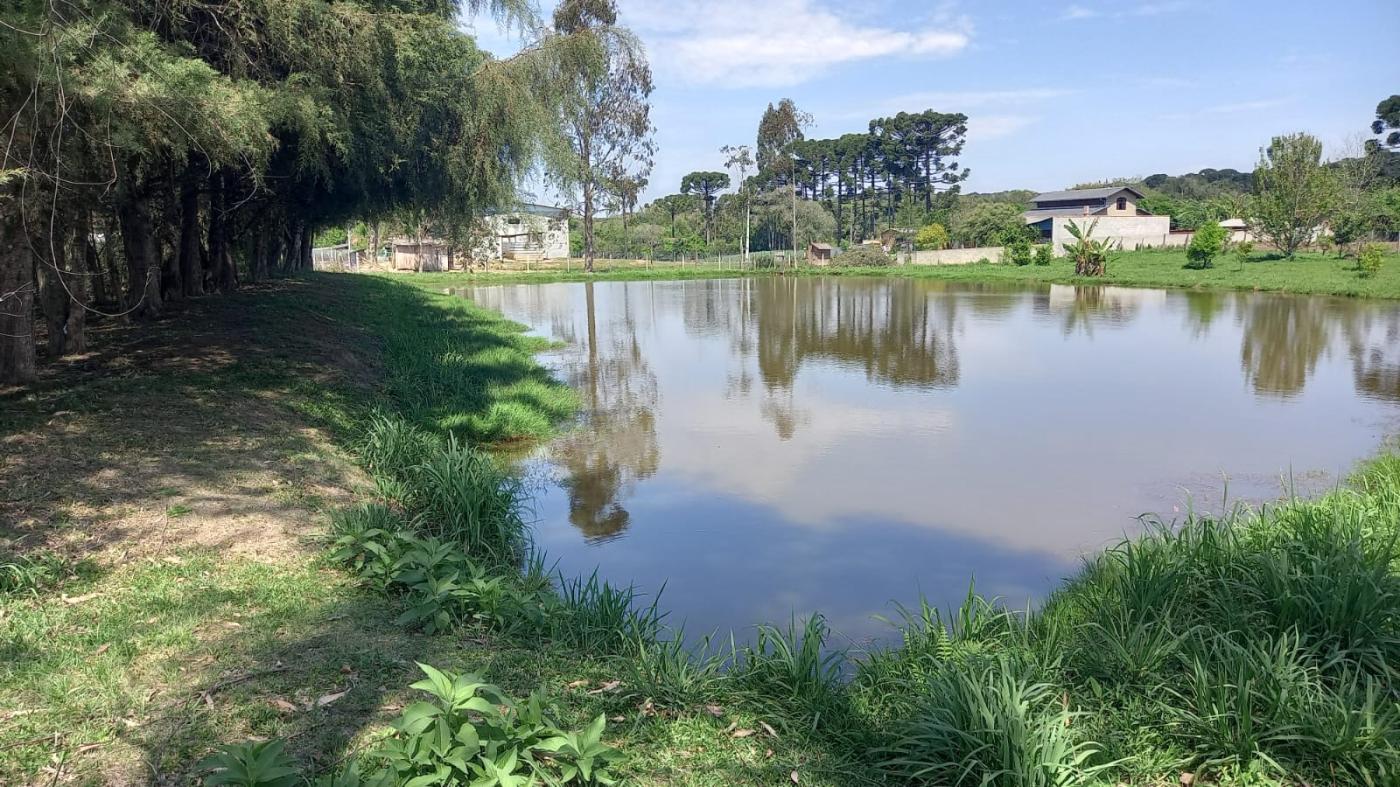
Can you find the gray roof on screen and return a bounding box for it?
[1032,186,1144,203]
[1023,207,1107,222]
[484,203,568,218]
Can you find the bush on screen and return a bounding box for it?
[1358,243,1385,278]
[1185,221,1227,269]
[1002,237,1033,266]
[1233,239,1254,265]
[914,223,949,251]
[877,655,1108,786]
[1032,244,1053,266]
[835,245,894,267]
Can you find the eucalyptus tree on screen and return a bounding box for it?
[721,144,755,265]
[553,0,656,273]
[756,99,812,175]
[680,171,730,244]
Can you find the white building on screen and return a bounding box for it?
[476,204,570,262]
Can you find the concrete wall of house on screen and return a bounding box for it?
[1049,215,1174,255]
[484,214,569,260]
[1105,191,1138,216]
[909,246,1005,265]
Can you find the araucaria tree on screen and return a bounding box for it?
[680,171,730,243]
[1250,133,1340,258]
[554,0,656,273]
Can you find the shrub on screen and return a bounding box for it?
[1033,244,1053,266]
[1002,236,1033,266]
[1357,243,1385,278]
[1185,221,1228,269]
[411,437,528,564]
[834,245,894,267]
[914,223,949,251]
[876,655,1108,787]
[1233,239,1254,265]
[735,614,845,724]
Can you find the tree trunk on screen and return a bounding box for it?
[36,223,83,357]
[299,222,312,270]
[0,203,37,383]
[178,172,204,296]
[285,221,303,274]
[208,172,238,292]
[117,182,163,321]
[251,228,270,282]
[79,210,108,307]
[583,180,596,273]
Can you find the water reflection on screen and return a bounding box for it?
[462,279,1400,643]
[1237,294,1338,397]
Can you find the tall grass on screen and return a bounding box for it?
[852,467,1400,784]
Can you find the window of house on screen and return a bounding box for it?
[1116,197,1127,211]
[508,217,521,225]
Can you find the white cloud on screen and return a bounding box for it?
[620,0,971,88]
[1061,1,1187,21]
[1204,97,1291,114]
[970,114,1036,140]
[831,88,1072,121]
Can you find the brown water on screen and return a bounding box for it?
[462,277,1400,646]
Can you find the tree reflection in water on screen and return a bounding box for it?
[552,282,660,541]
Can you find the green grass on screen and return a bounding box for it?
[4,271,1399,786]
[413,247,1400,299]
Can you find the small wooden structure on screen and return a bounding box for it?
[807,242,833,264]
[391,238,451,272]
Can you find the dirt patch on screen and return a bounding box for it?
[1,279,378,564]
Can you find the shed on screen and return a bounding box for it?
[807,242,833,263]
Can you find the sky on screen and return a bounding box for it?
[466,0,1400,206]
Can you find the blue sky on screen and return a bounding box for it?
[468,0,1400,205]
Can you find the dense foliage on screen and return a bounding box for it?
[0,0,620,382]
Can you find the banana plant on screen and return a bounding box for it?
[1061,219,1117,277]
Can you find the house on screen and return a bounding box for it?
[1219,218,1251,243]
[1023,187,1174,253]
[391,237,452,271]
[807,242,833,264]
[477,204,570,262]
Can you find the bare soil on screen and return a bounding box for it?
[1,279,378,563]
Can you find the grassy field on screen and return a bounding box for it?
[2,272,1398,786]
[415,247,1400,299]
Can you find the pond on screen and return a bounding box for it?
[462,277,1400,648]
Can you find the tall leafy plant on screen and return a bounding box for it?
[1061,219,1116,276]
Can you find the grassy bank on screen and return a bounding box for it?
[3,273,1398,786]
[415,247,1400,299]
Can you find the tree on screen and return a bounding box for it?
[1250,133,1340,258]
[951,202,1028,248]
[914,223,949,250]
[653,194,695,240]
[721,144,755,265]
[756,99,811,173]
[680,171,730,244]
[554,0,656,273]
[1186,221,1227,269]
[1369,94,1400,154]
